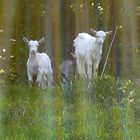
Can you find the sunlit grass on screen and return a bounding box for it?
[0,75,139,140]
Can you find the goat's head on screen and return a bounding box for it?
[91,28,112,45]
[23,37,45,54]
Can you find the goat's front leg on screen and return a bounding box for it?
[41,75,47,89]
[27,70,33,86]
[27,70,33,81]
[93,60,99,77]
[37,72,45,89]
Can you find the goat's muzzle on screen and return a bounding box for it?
[98,41,103,46]
[31,50,36,54]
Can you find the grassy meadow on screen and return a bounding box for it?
[0,0,140,140]
[0,75,139,140]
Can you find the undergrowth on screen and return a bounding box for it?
[0,75,139,140]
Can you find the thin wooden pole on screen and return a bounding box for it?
[100,26,118,79]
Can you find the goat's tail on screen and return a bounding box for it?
[73,33,83,46]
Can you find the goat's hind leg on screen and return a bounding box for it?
[47,72,53,86]
[77,58,86,79]
[85,54,93,80]
[86,60,92,80]
[85,57,92,88]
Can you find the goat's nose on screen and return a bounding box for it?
[31,50,36,54]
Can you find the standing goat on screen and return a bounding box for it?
[73,28,112,80]
[23,37,53,89]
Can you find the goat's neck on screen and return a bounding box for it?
[29,52,38,59]
[95,40,103,55]
[95,40,103,48]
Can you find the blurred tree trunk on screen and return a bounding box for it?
[129,0,138,78]
[1,0,16,82]
[121,0,137,79]
[45,0,53,57]
[0,0,5,79]
[74,0,82,34]
[51,0,62,83]
[109,0,120,77]
[82,0,90,31]
[50,1,63,140]
[62,1,75,59]
[11,1,27,82]
[94,0,101,29]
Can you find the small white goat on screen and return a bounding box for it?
[73,28,112,80]
[23,37,53,89]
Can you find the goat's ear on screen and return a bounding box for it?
[90,28,97,35]
[38,37,45,45]
[23,37,29,44]
[106,30,113,36]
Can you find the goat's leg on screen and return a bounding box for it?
[37,73,46,89]
[27,70,33,87]
[41,75,46,89]
[86,60,93,80]
[77,58,86,79]
[48,74,53,86]
[37,71,43,87]
[76,59,82,76]
[93,60,99,77]
[82,61,87,79]
[47,71,53,85]
[45,67,53,86]
[28,70,32,81]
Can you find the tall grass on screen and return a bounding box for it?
[0,75,139,140]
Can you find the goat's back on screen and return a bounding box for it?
[74,33,96,56]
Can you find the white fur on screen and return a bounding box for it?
[73,29,112,80]
[23,37,53,89]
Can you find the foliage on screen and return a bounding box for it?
[0,75,139,140]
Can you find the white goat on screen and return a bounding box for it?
[73,28,112,80]
[23,37,53,89]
